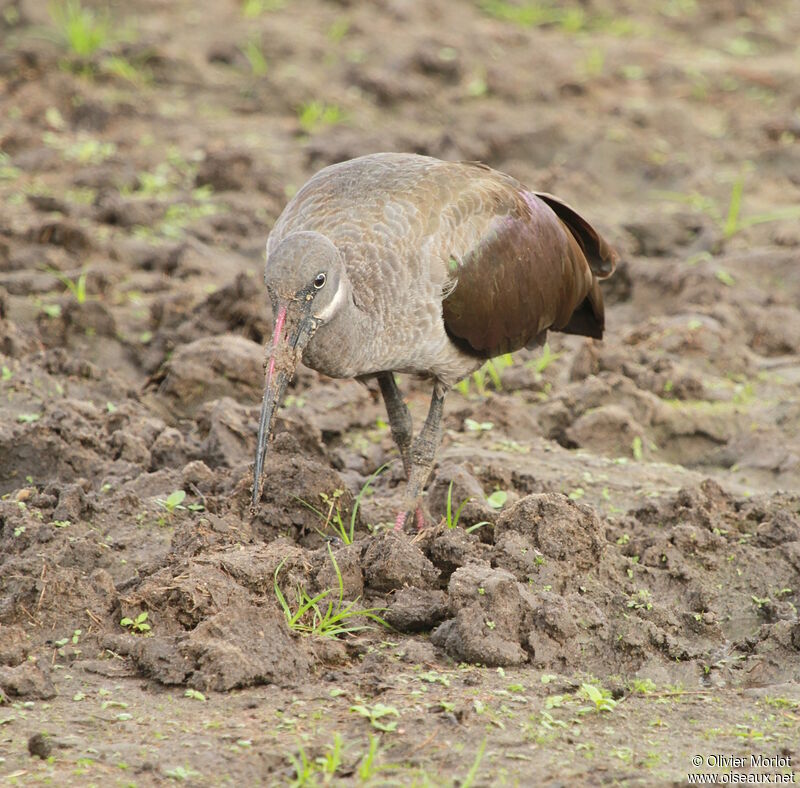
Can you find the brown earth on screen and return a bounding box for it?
[1,0,800,784]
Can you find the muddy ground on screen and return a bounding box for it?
[1,0,800,784]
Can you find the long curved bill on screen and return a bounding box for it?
[251,304,317,511]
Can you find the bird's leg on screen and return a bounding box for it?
[377,372,413,479]
[395,383,446,531]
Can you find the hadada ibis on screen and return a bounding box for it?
[251,153,617,529]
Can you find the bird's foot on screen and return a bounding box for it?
[393,505,427,532]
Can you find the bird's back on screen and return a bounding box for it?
[268,153,616,370]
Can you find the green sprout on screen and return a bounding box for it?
[242,37,268,76]
[120,611,151,633]
[349,702,400,732]
[578,682,617,713]
[45,267,89,304]
[156,490,186,515]
[48,0,110,58]
[297,101,345,135]
[443,480,489,533]
[654,166,800,241]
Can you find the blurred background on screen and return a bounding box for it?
[2,0,799,254]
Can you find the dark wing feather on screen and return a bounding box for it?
[534,192,618,278]
[442,188,614,357]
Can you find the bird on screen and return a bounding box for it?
[251,152,617,530]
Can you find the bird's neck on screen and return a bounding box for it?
[305,280,372,379]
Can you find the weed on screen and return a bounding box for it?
[17,413,41,423]
[418,670,451,686]
[0,151,21,181]
[242,0,285,16]
[54,629,82,655]
[298,101,345,134]
[654,167,800,241]
[629,677,657,695]
[444,480,470,530]
[476,0,633,34]
[327,18,350,42]
[48,0,110,58]
[45,267,89,303]
[486,489,508,510]
[456,354,514,396]
[157,196,219,240]
[287,744,314,787]
[442,480,489,533]
[295,464,387,544]
[156,490,186,515]
[350,702,400,732]
[528,342,563,375]
[274,544,387,637]
[627,589,653,611]
[242,37,268,76]
[716,269,735,287]
[102,55,150,85]
[315,732,343,778]
[120,611,151,633]
[184,689,205,702]
[43,133,117,164]
[164,766,201,782]
[357,734,381,780]
[578,682,617,713]
[461,738,487,788]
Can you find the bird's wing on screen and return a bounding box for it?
[440,170,617,357]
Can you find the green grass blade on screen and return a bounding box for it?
[461,738,487,788]
[723,172,745,238]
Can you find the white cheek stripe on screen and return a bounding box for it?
[313,280,346,321]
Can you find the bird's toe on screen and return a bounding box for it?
[393,503,431,533]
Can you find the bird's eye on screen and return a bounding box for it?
[313,273,326,289]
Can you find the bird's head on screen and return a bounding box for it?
[252,231,347,509]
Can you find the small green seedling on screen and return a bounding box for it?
[349,702,400,732]
[455,354,514,396]
[120,611,151,633]
[45,267,89,304]
[654,166,800,242]
[157,490,186,515]
[184,689,206,702]
[444,480,470,530]
[298,101,345,135]
[627,589,653,611]
[465,418,493,432]
[578,682,617,713]
[461,738,487,788]
[242,37,268,76]
[486,489,508,509]
[443,481,488,533]
[48,0,110,58]
[529,342,563,374]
